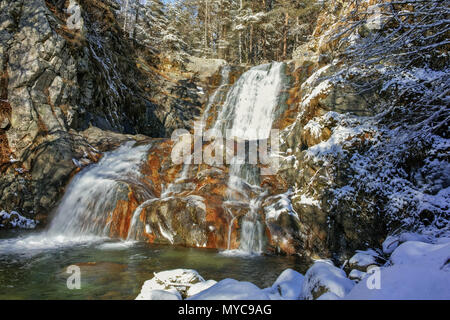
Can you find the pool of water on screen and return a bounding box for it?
[0,230,310,300]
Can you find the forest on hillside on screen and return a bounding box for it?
[118,0,321,65]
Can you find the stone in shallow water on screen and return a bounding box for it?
[135,269,205,300]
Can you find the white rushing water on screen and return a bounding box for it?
[47,141,151,237]
[213,62,287,255]
[0,62,287,256]
[214,62,286,141]
[0,141,151,253]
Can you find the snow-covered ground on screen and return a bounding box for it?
[136,233,450,300]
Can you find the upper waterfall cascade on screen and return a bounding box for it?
[211,62,288,254]
[213,62,286,141]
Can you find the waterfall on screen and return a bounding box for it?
[215,62,287,255]
[47,141,151,238]
[214,62,286,140]
[2,62,287,255]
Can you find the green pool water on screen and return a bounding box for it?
[0,230,309,300]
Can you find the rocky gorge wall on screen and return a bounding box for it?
[1,0,448,264]
[0,0,210,219]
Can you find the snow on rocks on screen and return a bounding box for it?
[345,239,450,300]
[0,211,37,229]
[186,280,218,298]
[389,240,450,268]
[301,260,355,300]
[135,269,205,300]
[262,269,304,300]
[348,269,367,282]
[348,249,380,271]
[382,232,432,254]
[136,289,182,301]
[187,279,271,300]
[136,236,449,300]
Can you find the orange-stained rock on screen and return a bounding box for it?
[108,190,139,239]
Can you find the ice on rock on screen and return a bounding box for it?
[263,269,304,300]
[0,211,37,229]
[301,260,355,300]
[188,279,271,300]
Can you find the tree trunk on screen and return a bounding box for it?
[282,12,289,60]
[249,24,253,64]
[131,0,140,41]
[205,0,209,55]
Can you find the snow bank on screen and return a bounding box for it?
[390,240,450,268]
[301,260,355,300]
[263,269,304,300]
[135,269,205,300]
[0,211,37,229]
[186,280,218,297]
[345,240,450,300]
[348,249,380,270]
[187,279,271,300]
[136,237,449,300]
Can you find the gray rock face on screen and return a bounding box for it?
[0,0,202,219]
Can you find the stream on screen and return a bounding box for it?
[0,230,308,300]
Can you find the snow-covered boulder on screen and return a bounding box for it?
[348,269,367,282]
[186,280,217,298]
[348,249,380,271]
[345,264,450,300]
[135,269,204,300]
[188,279,271,300]
[382,232,432,254]
[301,260,355,300]
[317,292,341,300]
[345,240,450,299]
[263,269,304,300]
[136,289,182,301]
[390,241,450,269]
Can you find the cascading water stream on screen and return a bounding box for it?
[47,141,152,238]
[214,62,286,141]
[0,141,151,253]
[211,62,287,255]
[0,62,287,256]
